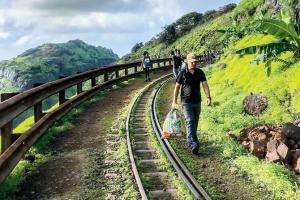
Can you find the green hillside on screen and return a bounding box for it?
[120,0,266,62]
[0,39,118,93]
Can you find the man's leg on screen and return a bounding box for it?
[175,68,179,78]
[173,67,177,78]
[144,68,148,81]
[147,68,150,81]
[182,103,199,151]
[192,103,201,152]
[193,103,201,132]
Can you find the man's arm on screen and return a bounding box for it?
[172,82,181,109]
[202,81,212,106]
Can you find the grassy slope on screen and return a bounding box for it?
[130,0,299,199]
[201,35,300,199]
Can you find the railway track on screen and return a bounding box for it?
[126,75,212,200]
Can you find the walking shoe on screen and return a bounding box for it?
[192,146,199,155]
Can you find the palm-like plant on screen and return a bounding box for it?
[236,11,300,76]
[217,18,247,41]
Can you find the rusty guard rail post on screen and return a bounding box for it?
[0,93,19,153]
[33,83,46,123]
[0,57,172,184]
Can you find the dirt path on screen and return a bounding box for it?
[15,71,170,200]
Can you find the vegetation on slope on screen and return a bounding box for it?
[0,39,118,92]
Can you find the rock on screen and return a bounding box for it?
[267,139,278,152]
[242,141,250,149]
[105,173,119,179]
[280,123,300,140]
[265,139,280,162]
[243,93,268,116]
[276,142,290,162]
[293,156,300,174]
[248,129,267,142]
[229,167,239,174]
[291,150,300,173]
[250,141,265,158]
[266,150,280,162]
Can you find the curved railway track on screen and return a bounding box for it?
[126,75,211,200]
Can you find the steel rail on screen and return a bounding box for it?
[125,73,172,200]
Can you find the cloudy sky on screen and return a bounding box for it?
[0,0,240,60]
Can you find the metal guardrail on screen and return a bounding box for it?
[0,57,173,184]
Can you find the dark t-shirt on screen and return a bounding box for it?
[172,55,182,68]
[176,68,207,104]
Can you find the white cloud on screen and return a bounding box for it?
[0,31,9,39]
[0,0,240,60]
[14,35,34,46]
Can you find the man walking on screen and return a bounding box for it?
[172,53,211,155]
[171,49,182,78]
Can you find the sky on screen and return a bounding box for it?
[0,0,240,60]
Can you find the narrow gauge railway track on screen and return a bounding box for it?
[126,75,212,200]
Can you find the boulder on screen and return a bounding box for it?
[276,142,290,162]
[293,153,300,174]
[243,93,268,116]
[267,139,278,152]
[266,150,280,162]
[250,141,265,158]
[280,123,300,140]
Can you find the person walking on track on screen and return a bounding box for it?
[142,51,152,82]
[171,49,182,79]
[171,53,212,155]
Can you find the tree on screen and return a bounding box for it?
[131,42,144,53]
[159,24,177,44]
[203,10,218,22]
[175,12,203,35]
[235,11,300,76]
[219,3,237,14]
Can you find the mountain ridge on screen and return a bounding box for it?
[0,39,119,92]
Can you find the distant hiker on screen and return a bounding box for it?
[176,49,183,69]
[172,53,212,155]
[171,50,177,78]
[142,51,151,82]
[171,49,182,78]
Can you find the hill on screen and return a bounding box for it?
[0,39,119,92]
